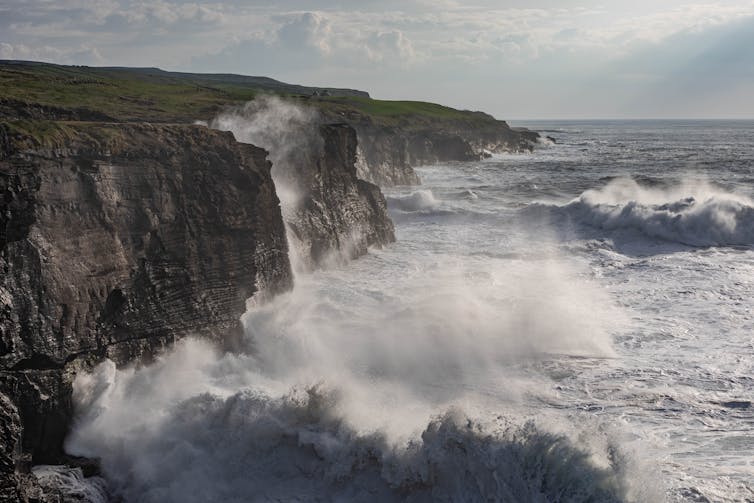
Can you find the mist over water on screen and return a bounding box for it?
[65,225,634,501]
[63,120,754,502]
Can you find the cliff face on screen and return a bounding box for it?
[281,124,395,270]
[351,121,540,187]
[0,122,292,498]
[209,99,396,271]
[353,126,421,187]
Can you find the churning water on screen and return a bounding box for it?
[61,120,754,502]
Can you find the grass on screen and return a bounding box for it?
[2,119,136,150]
[0,60,504,130]
[0,63,260,122]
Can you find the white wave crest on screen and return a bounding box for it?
[32,465,109,503]
[535,178,754,247]
[67,365,646,503]
[388,189,440,211]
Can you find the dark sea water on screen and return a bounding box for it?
[40,121,754,502]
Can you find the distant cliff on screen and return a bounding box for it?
[318,100,540,187]
[353,122,539,187]
[0,61,541,189]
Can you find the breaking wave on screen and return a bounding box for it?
[67,355,642,503]
[526,178,754,247]
[32,465,108,503]
[64,247,637,501]
[388,189,441,211]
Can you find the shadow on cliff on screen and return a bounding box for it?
[210,96,395,275]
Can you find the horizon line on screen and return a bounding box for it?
[508,117,754,122]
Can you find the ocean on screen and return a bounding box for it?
[48,120,754,502]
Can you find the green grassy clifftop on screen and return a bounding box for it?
[0,60,507,130]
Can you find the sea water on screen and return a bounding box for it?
[59,120,754,502]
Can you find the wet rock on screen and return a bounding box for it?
[284,124,395,269]
[0,121,293,494]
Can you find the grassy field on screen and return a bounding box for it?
[0,60,503,129]
[1,61,262,122]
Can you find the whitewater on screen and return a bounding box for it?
[45,120,754,502]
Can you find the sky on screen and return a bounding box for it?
[1,0,753,119]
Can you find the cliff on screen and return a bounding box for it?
[0,121,293,499]
[270,123,395,270]
[353,123,539,187]
[0,61,534,498]
[207,98,395,271]
[0,117,396,499]
[317,99,540,187]
[1,62,541,189]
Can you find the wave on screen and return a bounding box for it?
[32,465,109,503]
[67,366,642,503]
[387,189,440,211]
[59,202,637,502]
[525,178,754,247]
[459,188,479,200]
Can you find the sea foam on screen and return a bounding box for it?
[67,350,644,503]
[64,250,635,501]
[388,189,440,211]
[528,178,754,247]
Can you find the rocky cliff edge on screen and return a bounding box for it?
[0,121,293,499]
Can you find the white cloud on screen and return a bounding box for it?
[365,31,415,64]
[2,0,754,117]
[276,12,332,54]
[0,41,104,64]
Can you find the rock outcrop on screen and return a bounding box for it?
[0,98,116,123]
[282,124,395,269]
[0,121,293,498]
[351,119,540,187]
[209,98,396,271]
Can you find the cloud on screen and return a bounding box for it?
[191,11,418,77]
[365,31,415,64]
[276,12,332,54]
[0,41,104,64]
[2,0,754,117]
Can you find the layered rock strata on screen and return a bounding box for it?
[0,121,293,499]
[281,124,395,270]
[352,120,540,187]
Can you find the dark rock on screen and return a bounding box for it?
[719,400,751,409]
[353,126,421,187]
[0,98,116,122]
[0,391,49,502]
[284,124,395,269]
[1,391,24,500]
[0,121,293,495]
[350,120,540,187]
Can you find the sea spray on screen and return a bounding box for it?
[65,236,643,501]
[210,96,324,274]
[211,97,394,273]
[388,189,441,212]
[526,177,754,247]
[68,375,646,502]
